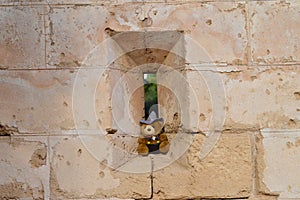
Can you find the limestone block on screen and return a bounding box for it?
[45,0,132,5]
[0,70,75,133]
[185,68,224,132]
[224,66,300,129]
[113,2,247,64]
[157,67,188,133]
[257,129,300,199]
[248,195,278,200]
[186,65,300,132]
[0,136,49,199]
[1,65,299,136]
[46,6,109,68]
[0,67,149,134]
[45,0,101,5]
[73,68,114,132]
[250,1,300,64]
[0,6,46,69]
[152,132,252,199]
[46,2,247,66]
[0,0,44,5]
[50,135,151,199]
[150,2,248,64]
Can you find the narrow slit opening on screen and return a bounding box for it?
[143,73,158,119]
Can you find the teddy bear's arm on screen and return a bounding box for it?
[159,133,168,141]
[138,137,147,144]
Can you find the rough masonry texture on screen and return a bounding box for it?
[0,0,299,200]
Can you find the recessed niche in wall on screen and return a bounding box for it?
[98,29,189,134]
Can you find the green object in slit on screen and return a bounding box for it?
[143,73,158,119]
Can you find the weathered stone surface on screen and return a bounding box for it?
[0,136,49,199]
[0,1,299,199]
[187,65,300,132]
[0,6,46,69]
[0,0,44,5]
[45,0,99,5]
[152,132,252,199]
[257,129,300,199]
[46,2,247,68]
[46,6,109,68]
[185,68,222,132]
[2,66,299,134]
[250,1,300,64]
[114,2,247,64]
[183,2,248,65]
[50,135,151,199]
[0,70,75,133]
[248,195,278,200]
[225,66,300,129]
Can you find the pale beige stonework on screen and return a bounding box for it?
[1,66,298,134]
[0,136,49,199]
[45,2,248,67]
[46,6,109,68]
[152,132,252,199]
[257,129,300,199]
[0,6,46,69]
[0,70,75,133]
[250,1,300,64]
[224,66,300,130]
[248,195,278,200]
[182,65,300,132]
[50,135,151,199]
[0,0,299,199]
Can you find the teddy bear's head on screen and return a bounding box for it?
[138,111,169,155]
[141,120,163,137]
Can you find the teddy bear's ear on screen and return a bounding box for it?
[140,124,146,129]
[140,124,147,134]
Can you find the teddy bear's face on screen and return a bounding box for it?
[143,124,156,136]
[141,121,163,137]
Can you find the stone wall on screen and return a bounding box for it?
[0,0,299,199]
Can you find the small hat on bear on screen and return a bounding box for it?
[140,111,164,125]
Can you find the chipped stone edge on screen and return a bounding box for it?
[256,128,300,198]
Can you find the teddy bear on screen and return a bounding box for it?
[137,111,170,156]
